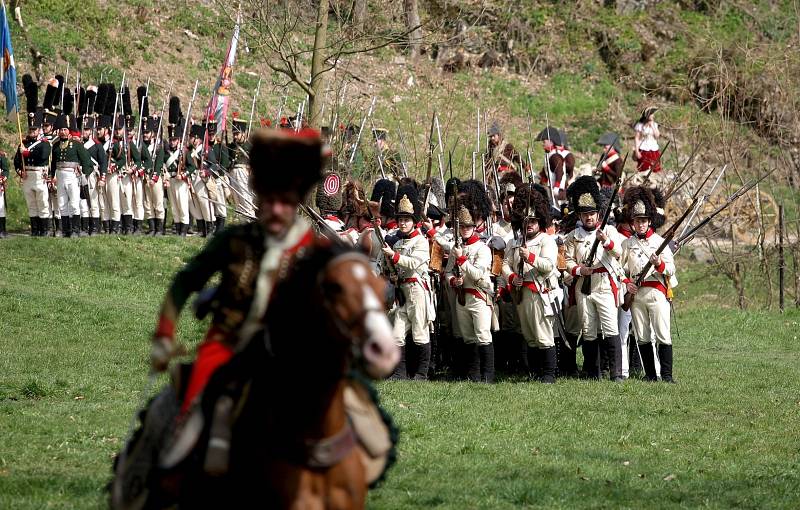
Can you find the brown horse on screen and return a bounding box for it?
[113,242,399,510]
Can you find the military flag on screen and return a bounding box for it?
[0,0,18,114]
[204,13,240,133]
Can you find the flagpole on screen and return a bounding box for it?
[15,110,26,177]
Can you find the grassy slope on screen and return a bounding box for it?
[1,237,798,509]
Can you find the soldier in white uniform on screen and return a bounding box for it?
[620,186,677,382]
[503,184,559,383]
[382,184,434,380]
[445,205,494,382]
[564,176,625,381]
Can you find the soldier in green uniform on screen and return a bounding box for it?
[227,115,255,220]
[114,116,142,234]
[141,117,166,235]
[206,120,230,233]
[0,149,8,238]
[187,123,214,237]
[49,114,93,238]
[15,111,52,237]
[81,116,109,236]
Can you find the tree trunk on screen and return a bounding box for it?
[308,0,329,128]
[403,0,422,59]
[352,0,366,33]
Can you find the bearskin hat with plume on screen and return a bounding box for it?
[458,179,492,221]
[43,77,59,112]
[61,88,74,116]
[370,179,396,218]
[499,171,523,197]
[622,186,658,226]
[85,86,97,115]
[430,176,446,209]
[22,74,37,113]
[121,86,132,117]
[103,84,117,116]
[137,86,149,118]
[53,75,64,106]
[445,177,461,208]
[315,171,344,213]
[650,187,666,230]
[511,183,551,231]
[567,175,603,214]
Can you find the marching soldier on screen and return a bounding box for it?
[446,205,495,383]
[620,186,677,382]
[113,117,141,234]
[373,128,403,179]
[504,185,559,383]
[15,110,52,237]
[206,121,230,233]
[382,184,434,380]
[49,114,93,238]
[187,123,215,237]
[556,130,575,188]
[150,127,328,413]
[80,116,108,236]
[0,150,8,238]
[227,115,256,220]
[98,115,121,234]
[596,132,623,189]
[563,176,625,381]
[536,127,566,202]
[142,118,166,236]
[165,118,191,237]
[486,122,523,175]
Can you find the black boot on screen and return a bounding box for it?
[658,344,675,383]
[120,215,130,234]
[111,220,120,234]
[604,335,624,382]
[53,217,61,237]
[215,217,225,234]
[389,345,407,380]
[102,220,110,234]
[466,343,481,382]
[541,346,557,384]
[61,216,72,238]
[527,345,542,381]
[87,218,95,236]
[30,217,38,237]
[517,334,530,375]
[72,215,84,237]
[39,217,49,237]
[599,338,610,380]
[413,344,431,380]
[148,218,156,236]
[639,342,658,381]
[478,344,495,384]
[80,217,88,236]
[0,218,7,238]
[559,334,580,378]
[198,219,208,237]
[581,340,601,379]
[628,335,643,378]
[132,219,141,235]
[153,219,163,236]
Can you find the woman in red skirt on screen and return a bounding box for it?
[633,106,661,174]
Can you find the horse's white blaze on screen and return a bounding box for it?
[350,264,368,282]
[361,283,399,378]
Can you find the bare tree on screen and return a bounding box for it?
[232,0,426,128]
[404,0,422,58]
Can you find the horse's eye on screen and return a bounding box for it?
[322,281,342,297]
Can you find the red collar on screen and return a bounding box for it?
[408,229,420,238]
[618,224,632,238]
[636,228,654,240]
[463,235,480,245]
[385,220,397,230]
[324,214,341,222]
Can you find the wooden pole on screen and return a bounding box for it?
[779,203,785,312]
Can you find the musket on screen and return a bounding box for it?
[420,111,437,214]
[541,114,558,208]
[247,77,261,138]
[675,169,775,249]
[106,72,124,173]
[390,106,410,177]
[370,119,387,180]
[136,78,150,147]
[451,184,466,306]
[60,63,69,109]
[678,164,727,240]
[349,95,376,166]
[580,153,627,296]
[300,203,349,247]
[471,151,477,180]
[177,81,199,177]
[154,83,172,160]
[621,194,699,312]
[434,112,446,186]
[275,93,287,125]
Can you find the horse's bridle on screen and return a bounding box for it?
[318,251,386,355]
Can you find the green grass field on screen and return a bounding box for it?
[1,236,799,509]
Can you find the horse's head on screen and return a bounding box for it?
[318,251,399,379]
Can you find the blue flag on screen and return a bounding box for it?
[0,0,18,114]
